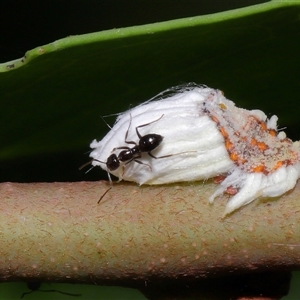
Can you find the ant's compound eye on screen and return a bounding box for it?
[106,154,120,171]
[139,134,163,152]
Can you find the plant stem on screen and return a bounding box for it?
[0,180,300,284]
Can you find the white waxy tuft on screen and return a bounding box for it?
[89,83,300,215]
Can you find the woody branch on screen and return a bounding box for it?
[0,180,300,285]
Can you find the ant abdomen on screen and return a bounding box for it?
[139,134,163,152]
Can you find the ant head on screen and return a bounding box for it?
[106,153,120,171]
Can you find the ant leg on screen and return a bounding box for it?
[107,171,113,185]
[98,187,112,204]
[112,146,130,152]
[86,159,115,185]
[122,153,152,171]
[133,159,152,171]
[135,114,164,139]
[148,152,174,159]
[124,113,137,146]
[148,150,196,159]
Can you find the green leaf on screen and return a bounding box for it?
[1,0,300,182]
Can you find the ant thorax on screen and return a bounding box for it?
[89,83,300,215]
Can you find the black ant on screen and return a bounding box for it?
[94,113,183,176]
[80,114,168,203]
[107,114,171,169]
[80,113,194,203]
[80,114,166,174]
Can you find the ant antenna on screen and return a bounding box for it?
[79,159,114,186]
[79,159,94,171]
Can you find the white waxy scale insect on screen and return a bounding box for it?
[89,83,300,215]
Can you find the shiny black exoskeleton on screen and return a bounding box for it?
[105,115,165,171]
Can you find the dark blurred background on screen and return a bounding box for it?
[0,0,269,182]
